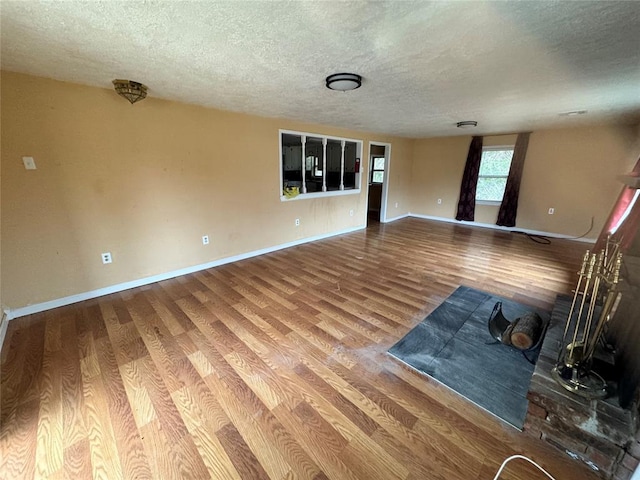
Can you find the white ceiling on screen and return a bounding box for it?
[1,1,639,137]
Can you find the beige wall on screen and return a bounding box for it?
[410,126,639,236]
[384,140,413,220]
[1,72,412,310]
[3,71,638,313]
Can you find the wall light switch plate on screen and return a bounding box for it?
[548,208,555,215]
[437,198,442,205]
[101,252,112,264]
[22,156,37,170]
[395,202,399,208]
[349,209,354,217]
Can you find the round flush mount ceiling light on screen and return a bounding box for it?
[456,121,478,128]
[325,73,362,91]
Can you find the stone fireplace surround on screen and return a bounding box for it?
[524,295,639,480]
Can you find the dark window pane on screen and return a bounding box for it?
[344,142,356,189]
[325,139,341,191]
[282,134,302,189]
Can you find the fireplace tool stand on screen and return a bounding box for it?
[551,238,623,399]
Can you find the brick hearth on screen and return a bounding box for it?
[525,295,639,479]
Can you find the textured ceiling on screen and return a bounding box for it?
[1,1,639,137]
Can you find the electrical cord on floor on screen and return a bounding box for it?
[492,454,558,480]
[512,231,552,244]
[511,216,594,245]
[563,216,595,241]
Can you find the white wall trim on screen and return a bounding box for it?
[382,213,411,224]
[369,141,392,223]
[408,213,596,243]
[280,188,360,202]
[0,312,9,356]
[5,224,366,320]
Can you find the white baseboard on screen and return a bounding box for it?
[382,213,410,223]
[0,312,8,356]
[408,213,597,243]
[5,224,366,320]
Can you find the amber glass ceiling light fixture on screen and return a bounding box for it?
[113,79,148,104]
[325,73,362,91]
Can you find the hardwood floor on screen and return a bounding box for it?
[1,218,600,480]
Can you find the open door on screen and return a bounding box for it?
[367,142,391,225]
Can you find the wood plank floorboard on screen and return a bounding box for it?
[1,218,601,479]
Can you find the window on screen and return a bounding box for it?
[476,147,514,203]
[280,130,362,200]
[371,157,385,184]
[310,156,321,177]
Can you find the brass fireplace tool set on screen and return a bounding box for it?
[552,237,623,399]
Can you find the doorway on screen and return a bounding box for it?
[366,142,391,225]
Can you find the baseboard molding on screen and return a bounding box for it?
[408,213,597,243]
[0,312,9,357]
[6,224,366,320]
[382,213,410,223]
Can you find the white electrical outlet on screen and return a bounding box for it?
[295,218,300,226]
[22,156,37,170]
[349,209,354,217]
[202,235,209,245]
[101,252,112,264]
[548,208,555,215]
[437,198,442,205]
